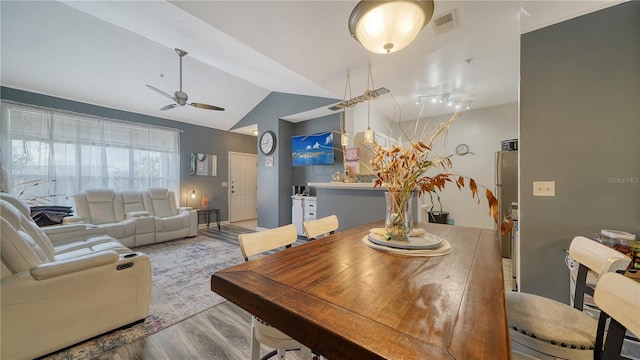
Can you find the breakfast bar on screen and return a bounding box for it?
[211,221,510,359]
[308,182,420,231]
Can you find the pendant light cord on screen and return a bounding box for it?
[340,70,352,134]
[367,61,373,132]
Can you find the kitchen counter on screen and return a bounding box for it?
[307,183,417,232]
[307,182,384,190]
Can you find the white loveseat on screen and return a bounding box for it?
[74,188,197,247]
[0,193,152,359]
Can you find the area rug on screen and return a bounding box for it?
[40,225,255,360]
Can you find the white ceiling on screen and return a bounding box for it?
[0,1,624,136]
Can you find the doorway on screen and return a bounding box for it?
[228,152,257,222]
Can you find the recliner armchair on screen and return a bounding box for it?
[0,193,152,359]
[142,187,197,242]
[74,189,136,247]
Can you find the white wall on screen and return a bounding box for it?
[392,103,518,229]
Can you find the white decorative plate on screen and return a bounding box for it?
[368,231,443,250]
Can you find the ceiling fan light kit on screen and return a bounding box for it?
[349,0,435,54]
[146,48,224,112]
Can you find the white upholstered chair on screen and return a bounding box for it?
[303,214,339,240]
[238,224,312,360]
[506,236,631,359]
[0,193,151,359]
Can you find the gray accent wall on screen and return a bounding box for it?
[0,86,257,222]
[232,92,338,229]
[520,1,639,303]
[292,113,344,189]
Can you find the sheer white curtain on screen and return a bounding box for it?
[0,101,180,207]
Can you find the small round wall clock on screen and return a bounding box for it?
[455,143,470,156]
[259,130,276,155]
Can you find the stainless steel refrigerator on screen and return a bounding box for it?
[495,150,518,258]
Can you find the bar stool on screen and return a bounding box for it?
[593,272,640,359]
[506,236,631,359]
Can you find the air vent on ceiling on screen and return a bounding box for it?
[432,9,459,35]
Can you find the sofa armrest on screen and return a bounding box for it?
[30,251,120,280]
[126,211,151,219]
[62,216,83,224]
[42,223,90,235]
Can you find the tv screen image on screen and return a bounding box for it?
[292,132,335,166]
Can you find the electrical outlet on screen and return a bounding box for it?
[533,181,555,196]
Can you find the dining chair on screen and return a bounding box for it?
[506,235,631,359]
[237,224,313,360]
[593,272,640,359]
[303,215,339,240]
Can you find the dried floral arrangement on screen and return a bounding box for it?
[359,101,513,236]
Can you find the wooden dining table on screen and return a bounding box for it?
[211,221,510,359]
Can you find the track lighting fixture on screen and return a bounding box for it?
[416,93,473,110]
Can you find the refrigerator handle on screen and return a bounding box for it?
[495,151,501,186]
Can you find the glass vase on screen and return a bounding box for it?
[385,191,414,241]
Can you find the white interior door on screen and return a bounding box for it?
[228,152,257,222]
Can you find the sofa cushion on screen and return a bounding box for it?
[85,189,117,203]
[143,188,177,218]
[53,235,127,256]
[100,220,136,239]
[0,195,56,259]
[155,214,186,232]
[0,193,31,218]
[146,188,169,199]
[122,191,146,215]
[0,201,50,274]
[86,203,116,225]
[54,241,129,261]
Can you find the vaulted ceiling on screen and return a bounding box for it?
[0,1,623,135]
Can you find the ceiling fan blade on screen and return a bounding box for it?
[190,102,225,111]
[160,104,179,111]
[146,85,176,101]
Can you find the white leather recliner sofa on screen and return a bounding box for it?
[74,188,197,247]
[0,193,152,360]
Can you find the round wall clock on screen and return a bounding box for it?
[259,130,276,155]
[455,143,470,156]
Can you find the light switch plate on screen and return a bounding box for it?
[533,181,555,196]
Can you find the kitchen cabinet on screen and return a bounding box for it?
[292,196,316,236]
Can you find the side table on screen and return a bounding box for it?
[196,208,221,230]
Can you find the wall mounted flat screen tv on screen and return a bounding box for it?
[292,132,335,166]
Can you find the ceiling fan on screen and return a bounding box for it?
[146,48,224,111]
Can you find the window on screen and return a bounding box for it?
[0,102,180,207]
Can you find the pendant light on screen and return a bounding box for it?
[340,70,352,147]
[340,106,350,146]
[364,102,374,144]
[349,0,435,54]
[364,62,375,144]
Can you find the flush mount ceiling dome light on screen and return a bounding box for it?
[349,0,435,54]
